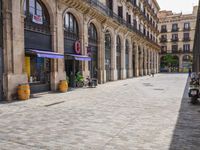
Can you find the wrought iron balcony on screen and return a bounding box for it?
[85,0,159,46]
[171,28,179,32]
[160,51,167,54]
[183,50,192,53]
[183,27,191,31]
[160,38,167,43]
[171,38,179,42]
[172,50,180,53]
[183,37,191,42]
[161,28,167,33]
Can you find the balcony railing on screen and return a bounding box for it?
[171,38,179,42]
[183,50,192,53]
[171,28,179,32]
[172,50,179,53]
[160,51,167,54]
[161,28,167,33]
[183,37,191,42]
[160,38,167,43]
[183,27,191,31]
[86,0,159,46]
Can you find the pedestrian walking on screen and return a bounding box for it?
[151,69,154,77]
[188,68,192,78]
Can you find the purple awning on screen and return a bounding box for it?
[66,54,91,61]
[27,50,64,59]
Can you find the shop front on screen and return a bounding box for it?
[105,31,112,82]
[64,12,91,87]
[24,0,64,93]
[88,23,98,79]
[0,0,3,101]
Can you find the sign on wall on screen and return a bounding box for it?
[74,41,81,54]
[32,15,43,25]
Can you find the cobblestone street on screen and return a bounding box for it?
[0,73,199,150]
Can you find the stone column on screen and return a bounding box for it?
[135,44,139,77]
[121,37,126,79]
[100,29,106,83]
[4,0,27,100]
[128,43,133,78]
[111,33,117,81]
[81,16,89,77]
[50,8,66,91]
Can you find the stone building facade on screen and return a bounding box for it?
[158,7,197,72]
[0,0,160,101]
[193,1,200,73]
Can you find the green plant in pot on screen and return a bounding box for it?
[75,72,84,87]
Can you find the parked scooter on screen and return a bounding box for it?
[85,77,97,88]
[188,73,200,104]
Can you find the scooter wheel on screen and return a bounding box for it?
[191,97,198,104]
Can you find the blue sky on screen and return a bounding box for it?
[157,0,199,14]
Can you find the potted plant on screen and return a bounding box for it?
[75,72,84,87]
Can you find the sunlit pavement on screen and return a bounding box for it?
[1,73,199,150]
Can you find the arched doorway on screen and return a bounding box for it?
[88,23,98,79]
[64,12,80,87]
[105,31,112,82]
[0,0,3,100]
[172,55,179,72]
[24,0,52,93]
[126,40,129,78]
[182,55,192,72]
[116,35,121,80]
[160,56,167,72]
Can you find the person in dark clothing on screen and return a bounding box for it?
[188,68,192,77]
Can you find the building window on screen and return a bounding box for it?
[161,46,167,52]
[161,25,167,32]
[88,23,97,45]
[106,0,113,10]
[24,0,49,25]
[116,35,121,52]
[183,33,190,41]
[172,23,178,32]
[118,6,123,18]
[64,12,79,39]
[160,34,167,42]
[172,34,178,41]
[184,22,190,30]
[161,34,167,39]
[172,45,178,52]
[126,13,131,24]
[184,33,190,38]
[183,44,190,52]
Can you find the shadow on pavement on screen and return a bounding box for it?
[169,78,200,150]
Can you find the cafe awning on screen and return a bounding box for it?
[26,49,64,59]
[66,54,91,61]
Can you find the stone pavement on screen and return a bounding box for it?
[0,73,199,150]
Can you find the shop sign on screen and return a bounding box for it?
[74,41,81,54]
[32,15,43,25]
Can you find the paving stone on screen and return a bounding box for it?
[0,74,199,150]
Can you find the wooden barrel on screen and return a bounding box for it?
[59,80,68,93]
[17,84,30,100]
